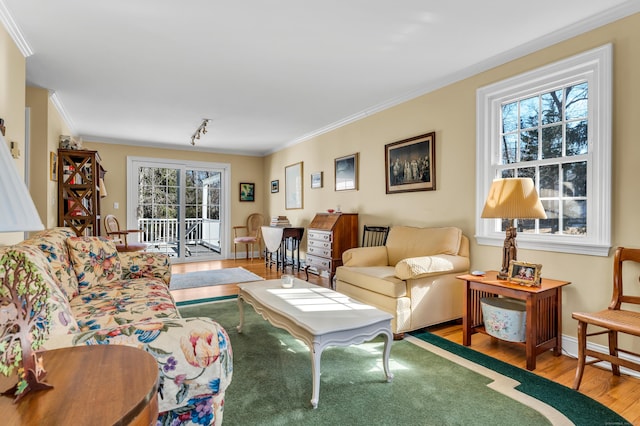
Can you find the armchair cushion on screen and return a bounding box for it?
[394,254,469,280]
[336,266,406,298]
[386,226,462,265]
[66,236,122,288]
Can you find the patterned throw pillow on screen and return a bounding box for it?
[66,236,122,289]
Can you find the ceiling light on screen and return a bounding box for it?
[190,119,211,146]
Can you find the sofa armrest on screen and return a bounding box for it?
[43,317,232,414]
[342,246,389,267]
[394,254,470,280]
[119,251,171,285]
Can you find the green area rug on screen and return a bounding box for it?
[179,300,629,426]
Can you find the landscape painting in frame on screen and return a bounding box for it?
[335,153,358,191]
[385,132,435,194]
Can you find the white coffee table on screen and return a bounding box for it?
[237,278,394,408]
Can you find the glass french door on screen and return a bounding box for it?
[127,158,230,263]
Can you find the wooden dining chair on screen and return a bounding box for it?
[232,213,264,259]
[361,225,389,247]
[104,214,147,252]
[572,246,640,390]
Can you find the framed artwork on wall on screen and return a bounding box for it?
[335,153,358,191]
[271,179,279,193]
[385,132,436,194]
[285,162,303,209]
[311,171,323,189]
[239,182,255,202]
[50,151,58,181]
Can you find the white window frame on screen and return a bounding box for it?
[476,44,612,256]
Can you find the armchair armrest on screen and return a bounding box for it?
[43,317,233,414]
[394,254,470,280]
[342,246,389,267]
[119,251,171,285]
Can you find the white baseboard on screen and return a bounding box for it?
[561,334,640,379]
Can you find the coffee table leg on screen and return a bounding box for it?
[237,297,245,333]
[381,330,394,382]
[310,345,322,409]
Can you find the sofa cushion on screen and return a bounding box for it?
[335,266,407,298]
[0,246,79,337]
[394,254,469,280]
[342,245,389,267]
[66,236,122,289]
[19,227,80,300]
[385,226,462,266]
[70,277,180,331]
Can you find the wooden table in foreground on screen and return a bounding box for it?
[457,271,571,371]
[237,278,393,408]
[0,345,159,426]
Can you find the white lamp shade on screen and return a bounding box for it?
[481,178,547,220]
[0,133,44,232]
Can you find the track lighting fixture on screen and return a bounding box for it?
[190,119,211,146]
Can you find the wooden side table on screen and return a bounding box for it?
[457,271,571,371]
[0,345,159,425]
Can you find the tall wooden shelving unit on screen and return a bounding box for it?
[57,149,104,236]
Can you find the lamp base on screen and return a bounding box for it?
[499,222,517,281]
[497,270,509,280]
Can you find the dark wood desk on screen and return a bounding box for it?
[457,271,571,371]
[0,345,159,425]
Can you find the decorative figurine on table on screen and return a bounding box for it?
[0,250,53,402]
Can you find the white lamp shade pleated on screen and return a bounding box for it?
[0,133,44,232]
[481,178,547,220]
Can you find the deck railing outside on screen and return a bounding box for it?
[137,218,221,254]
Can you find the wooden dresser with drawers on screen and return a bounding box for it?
[305,212,358,285]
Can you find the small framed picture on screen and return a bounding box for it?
[271,179,279,193]
[335,153,358,191]
[239,182,255,202]
[50,151,58,181]
[311,171,323,189]
[508,261,542,287]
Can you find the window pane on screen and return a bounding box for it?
[502,102,518,133]
[519,130,538,161]
[563,162,586,197]
[501,169,515,178]
[540,200,559,234]
[542,125,562,159]
[565,82,588,120]
[563,199,586,235]
[519,218,535,233]
[539,164,559,197]
[541,90,562,124]
[519,96,539,129]
[566,120,588,156]
[517,167,535,180]
[501,134,517,164]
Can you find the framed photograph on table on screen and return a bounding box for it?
[311,171,323,189]
[385,132,435,194]
[508,261,542,287]
[271,179,279,193]
[335,153,358,191]
[285,162,303,209]
[239,182,255,202]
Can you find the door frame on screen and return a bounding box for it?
[126,156,232,262]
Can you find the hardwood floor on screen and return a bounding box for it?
[171,258,640,424]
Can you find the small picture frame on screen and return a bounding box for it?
[335,153,358,191]
[311,171,323,189]
[508,261,542,287]
[239,182,255,202]
[271,179,279,193]
[50,151,58,181]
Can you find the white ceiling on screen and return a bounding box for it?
[2,1,638,156]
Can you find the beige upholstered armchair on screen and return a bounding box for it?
[335,226,470,336]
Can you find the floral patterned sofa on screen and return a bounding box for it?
[0,228,232,426]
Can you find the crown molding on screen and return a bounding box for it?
[49,91,76,135]
[0,0,32,57]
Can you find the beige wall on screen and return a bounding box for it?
[264,14,640,345]
[0,24,27,244]
[2,13,640,345]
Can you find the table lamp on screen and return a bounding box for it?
[481,178,546,280]
[0,132,49,402]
